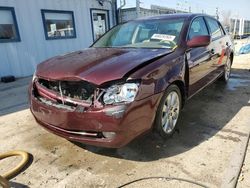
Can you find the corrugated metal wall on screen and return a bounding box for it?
[0,0,113,77]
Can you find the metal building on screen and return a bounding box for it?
[0,0,117,78]
[120,4,186,23]
[230,18,250,37]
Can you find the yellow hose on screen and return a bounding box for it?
[0,150,29,188]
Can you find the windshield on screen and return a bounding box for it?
[92,18,185,49]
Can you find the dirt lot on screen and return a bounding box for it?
[0,45,250,187]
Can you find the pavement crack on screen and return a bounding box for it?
[215,134,241,142]
[221,129,248,137]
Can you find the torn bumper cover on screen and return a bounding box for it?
[29,78,161,148]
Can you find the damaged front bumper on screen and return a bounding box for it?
[29,78,162,148]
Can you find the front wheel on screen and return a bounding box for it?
[154,85,182,139]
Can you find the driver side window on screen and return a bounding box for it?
[188,17,209,40]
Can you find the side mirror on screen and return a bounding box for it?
[187,35,211,48]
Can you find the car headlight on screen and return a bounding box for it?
[103,83,139,105]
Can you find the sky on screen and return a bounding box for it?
[118,0,250,20]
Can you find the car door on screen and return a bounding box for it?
[186,16,213,96]
[204,17,228,76]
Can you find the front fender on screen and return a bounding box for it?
[131,50,186,101]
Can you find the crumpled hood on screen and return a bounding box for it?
[37,47,172,85]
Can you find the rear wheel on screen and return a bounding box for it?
[155,85,182,139]
[220,58,232,83]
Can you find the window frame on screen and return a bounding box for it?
[0,6,21,43]
[217,21,226,35]
[41,9,77,40]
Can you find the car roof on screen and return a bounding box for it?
[134,13,210,21]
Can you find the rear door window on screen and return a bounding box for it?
[205,17,224,40]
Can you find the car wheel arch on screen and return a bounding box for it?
[184,56,189,100]
[230,52,234,64]
[158,58,187,108]
[168,80,186,108]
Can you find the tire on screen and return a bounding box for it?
[154,84,182,139]
[220,58,232,83]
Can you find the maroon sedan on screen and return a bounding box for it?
[29,14,234,148]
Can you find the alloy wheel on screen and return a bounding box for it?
[224,59,231,81]
[161,91,180,134]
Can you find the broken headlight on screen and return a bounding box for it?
[103,83,139,105]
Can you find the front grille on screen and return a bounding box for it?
[37,78,95,102]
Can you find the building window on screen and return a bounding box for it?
[90,9,110,41]
[0,7,20,43]
[41,9,76,40]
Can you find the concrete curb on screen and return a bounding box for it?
[221,107,250,188]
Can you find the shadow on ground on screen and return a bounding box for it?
[0,77,31,116]
[8,181,30,188]
[75,68,250,161]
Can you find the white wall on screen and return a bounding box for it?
[0,0,113,77]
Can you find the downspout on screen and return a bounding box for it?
[136,0,140,18]
[118,0,126,23]
[107,0,119,25]
[114,0,119,25]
